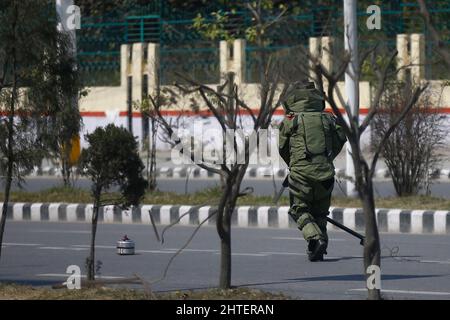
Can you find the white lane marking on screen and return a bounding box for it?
[136,250,177,254]
[37,274,125,280]
[327,255,362,260]
[72,245,115,249]
[75,245,213,253]
[165,248,219,253]
[38,247,88,251]
[419,260,450,265]
[3,243,41,247]
[271,237,347,241]
[30,230,90,234]
[349,288,450,296]
[214,253,268,257]
[74,246,217,253]
[261,251,306,256]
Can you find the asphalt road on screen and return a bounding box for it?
[1,221,450,300]
[7,177,450,198]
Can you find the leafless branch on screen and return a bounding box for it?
[360,49,399,133]
[149,94,224,176]
[370,83,429,179]
[235,92,257,123]
[417,0,450,68]
[160,202,217,244]
[314,60,353,140]
[149,209,218,286]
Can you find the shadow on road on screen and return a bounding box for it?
[234,273,443,289]
[287,274,440,282]
[324,254,422,262]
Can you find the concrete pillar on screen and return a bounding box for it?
[396,34,409,82]
[309,37,321,81]
[121,42,160,97]
[396,33,425,83]
[410,33,425,82]
[321,36,334,75]
[220,40,230,78]
[131,43,144,104]
[309,37,334,84]
[219,39,246,85]
[146,43,160,95]
[233,39,246,85]
[120,44,131,88]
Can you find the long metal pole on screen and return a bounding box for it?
[56,0,78,115]
[56,0,77,62]
[344,0,359,197]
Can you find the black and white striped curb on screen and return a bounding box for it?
[25,165,450,180]
[156,167,289,179]
[5,203,450,234]
[156,167,450,180]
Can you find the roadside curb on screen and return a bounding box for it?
[26,166,450,180]
[5,203,450,234]
[154,167,448,180]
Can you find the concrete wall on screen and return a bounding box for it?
[3,35,449,153]
[76,35,450,153]
[80,87,126,112]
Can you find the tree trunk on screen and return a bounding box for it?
[217,180,233,289]
[148,117,157,192]
[62,151,72,188]
[87,195,100,281]
[219,206,232,289]
[217,166,247,289]
[0,46,17,262]
[352,145,382,300]
[361,178,381,300]
[0,168,13,261]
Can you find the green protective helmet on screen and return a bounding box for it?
[283,81,325,113]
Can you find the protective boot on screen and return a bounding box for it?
[307,239,327,262]
[315,216,329,255]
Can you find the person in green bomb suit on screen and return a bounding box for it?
[278,81,347,261]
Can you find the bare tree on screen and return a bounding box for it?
[303,44,428,299]
[372,82,446,196]
[148,1,293,289]
[153,67,289,288]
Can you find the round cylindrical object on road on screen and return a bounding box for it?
[117,240,135,255]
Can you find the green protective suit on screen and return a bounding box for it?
[278,83,347,244]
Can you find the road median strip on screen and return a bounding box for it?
[5,203,449,234]
[27,166,450,180]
